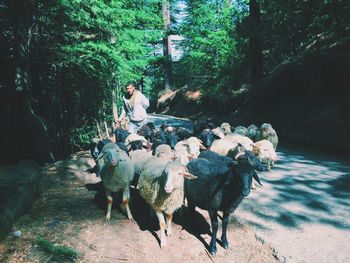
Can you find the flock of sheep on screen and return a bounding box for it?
[89,120,279,255]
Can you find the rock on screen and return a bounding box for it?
[0,160,42,239]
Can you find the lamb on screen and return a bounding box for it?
[252,139,277,170]
[255,123,279,150]
[209,139,238,156]
[138,160,196,248]
[185,150,265,255]
[97,143,135,220]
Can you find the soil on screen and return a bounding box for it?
[0,151,279,263]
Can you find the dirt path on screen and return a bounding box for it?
[0,151,279,263]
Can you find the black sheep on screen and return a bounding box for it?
[114,128,130,142]
[176,127,192,141]
[185,150,264,255]
[199,129,221,148]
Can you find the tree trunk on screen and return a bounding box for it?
[162,0,173,90]
[8,0,55,164]
[249,0,263,83]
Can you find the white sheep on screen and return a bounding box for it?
[255,123,279,150]
[224,133,254,151]
[174,137,205,163]
[209,139,238,156]
[138,160,196,248]
[98,143,135,220]
[252,139,277,170]
[220,122,232,135]
[211,127,225,139]
[129,149,153,176]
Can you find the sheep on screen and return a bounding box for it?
[193,119,215,136]
[138,160,197,248]
[233,126,248,136]
[255,123,279,150]
[209,139,238,156]
[127,140,145,151]
[220,122,232,135]
[125,133,148,146]
[137,123,154,141]
[114,128,131,142]
[130,144,174,187]
[185,150,265,255]
[252,139,277,170]
[211,127,225,139]
[247,124,259,140]
[164,126,178,149]
[174,137,206,165]
[98,143,135,220]
[199,129,220,148]
[224,133,254,151]
[176,127,192,141]
[88,139,114,175]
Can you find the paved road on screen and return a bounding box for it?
[147,114,350,263]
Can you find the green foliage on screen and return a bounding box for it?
[176,0,349,101]
[178,0,247,95]
[36,236,78,261]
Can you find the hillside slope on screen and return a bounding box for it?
[158,39,350,155]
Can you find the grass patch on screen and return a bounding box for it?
[36,236,78,261]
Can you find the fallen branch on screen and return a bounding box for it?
[124,243,145,255]
[82,239,128,261]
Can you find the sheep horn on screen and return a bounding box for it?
[253,172,263,186]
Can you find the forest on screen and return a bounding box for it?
[1,0,349,165]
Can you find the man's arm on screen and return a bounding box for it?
[141,93,150,109]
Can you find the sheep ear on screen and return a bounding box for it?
[253,172,263,186]
[213,134,221,140]
[235,151,245,160]
[183,171,197,180]
[199,143,207,150]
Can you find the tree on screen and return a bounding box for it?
[163,0,173,90]
[249,0,263,82]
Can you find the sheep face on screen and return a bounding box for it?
[166,131,178,149]
[234,150,264,196]
[104,149,119,166]
[199,129,215,148]
[163,161,196,193]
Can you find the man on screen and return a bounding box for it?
[117,81,149,133]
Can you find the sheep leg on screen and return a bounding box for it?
[122,187,133,220]
[209,210,218,256]
[221,212,230,249]
[155,210,166,248]
[187,202,196,226]
[166,213,173,236]
[105,188,113,221]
